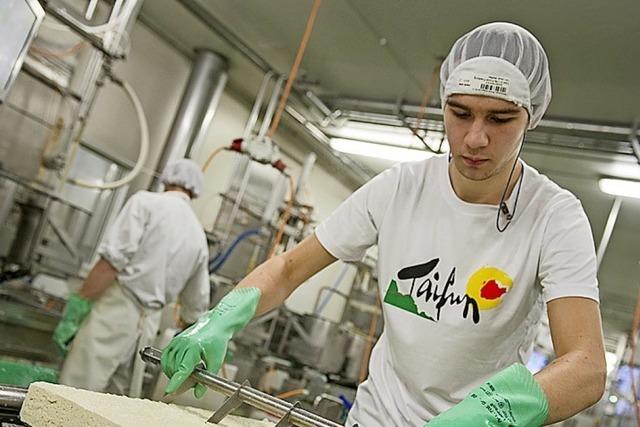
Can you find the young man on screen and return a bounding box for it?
[55,159,210,397]
[161,23,606,426]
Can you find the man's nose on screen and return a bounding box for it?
[464,119,489,150]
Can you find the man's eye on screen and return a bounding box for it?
[490,116,514,124]
[452,110,470,119]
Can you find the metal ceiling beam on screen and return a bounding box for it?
[138,0,374,187]
[327,97,640,138]
[178,0,273,73]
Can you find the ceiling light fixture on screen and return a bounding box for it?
[598,178,640,199]
[325,121,447,152]
[330,138,436,163]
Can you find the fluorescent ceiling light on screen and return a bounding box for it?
[605,351,618,374]
[325,121,447,153]
[599,178,640,199]
[330,138,436,163]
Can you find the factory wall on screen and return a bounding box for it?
[75,22,360,321]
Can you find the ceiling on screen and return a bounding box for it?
[141,0,640,125]
[137,0,640,344]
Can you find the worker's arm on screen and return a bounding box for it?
[178,250,211,325]
[427,301,605,427]
[161,233,337,397]
[77,257,118,301]
[53,257,117,355]
[236,233,338,316]
[535,297,606,424]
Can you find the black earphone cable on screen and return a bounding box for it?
[496,132,527,232]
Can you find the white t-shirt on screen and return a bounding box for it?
[315,155,598,426]
[98,191,210,323]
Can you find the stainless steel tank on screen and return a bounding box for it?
[287,314,348,374]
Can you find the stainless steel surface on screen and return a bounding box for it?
[287,315,348,374]
[42,1,123,59]
[0,281,63,364]
[0,171,96,275]
[258,77,285,139]
[222,160,253,244]
[243,72,274,139]
[631,117,640,163]
[0,180,18,230]
[312,287,349,315]
[7,196,49,268]
[208,380,249,423]
[342,330,370,382]
[21,62,83,101]
[0,0,44,103]
[178,0,273,74]
[153,49,228,188]
[596,197,622,271]
[0,385,26,412]
[294,153,316,202]
[140,347,341,427]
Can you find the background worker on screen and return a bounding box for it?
[54,158,210,396]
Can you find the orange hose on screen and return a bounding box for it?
[267,175,296,259]
[30,41,87,58]
[202,146,227,173]
[359,300,381,384]
[267,0,322,139]
[410,65,441,146]
[275,388,307,400]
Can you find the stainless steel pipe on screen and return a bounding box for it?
[0,385,27,412]
[140,347,342,427]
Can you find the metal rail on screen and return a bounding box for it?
[0,385,27,413]
[140,347,342,427]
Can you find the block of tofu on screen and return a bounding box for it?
[20,382,274,427]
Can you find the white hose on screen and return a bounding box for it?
[68,80,149,189]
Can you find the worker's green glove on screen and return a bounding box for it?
[426,364,549,427]
[161,287,261,399]
[53,294,93,356]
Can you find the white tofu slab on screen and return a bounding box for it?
[20,382,274,427]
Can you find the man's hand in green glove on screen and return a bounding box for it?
[53,294,93,356]
[426,364,549,427]
[161,287,261,399]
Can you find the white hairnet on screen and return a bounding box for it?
[440,22,552,129]
[160,158,204,198]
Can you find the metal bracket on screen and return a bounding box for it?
[274,401,301,427]
[207,380,250,424]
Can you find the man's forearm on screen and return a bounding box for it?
[534,350,606,424]
[235,234,337,316]
[77,258,118,301]
[236,255,295,316]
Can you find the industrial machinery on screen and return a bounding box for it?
[0,0,146,387]
[0,346,347,427]
[200,255,382,423]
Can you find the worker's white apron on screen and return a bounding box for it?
[58,282,162,397]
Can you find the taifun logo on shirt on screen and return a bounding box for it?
[383,258,513,324]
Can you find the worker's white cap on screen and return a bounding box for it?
[160,158,204,198]
[440,22,552,129]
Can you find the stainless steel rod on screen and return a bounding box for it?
[42,1,121,59]
[140,347,341,427]
[0,385,27,411]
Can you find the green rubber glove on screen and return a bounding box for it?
[161,287,261,398]
[53,294,93,356]
[427,364,549,427]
